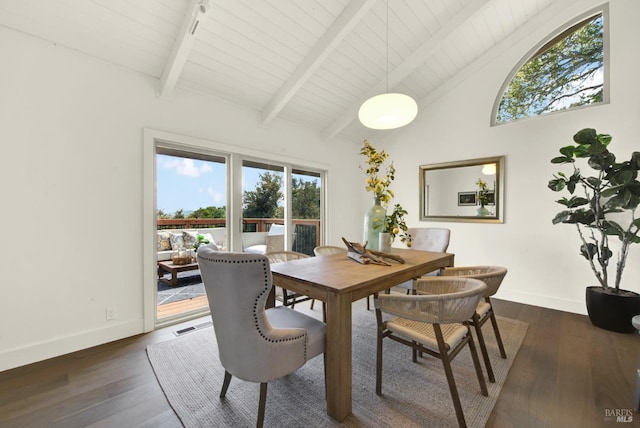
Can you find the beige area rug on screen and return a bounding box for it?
[147,304,528,428]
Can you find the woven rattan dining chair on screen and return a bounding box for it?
[266,251,315,309]
[374,277,488,428]
[313,245,346,257]
[197,247,326,428]
[440,266,508,383]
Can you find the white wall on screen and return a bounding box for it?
[383,0,640,313]
[0,26,361,371]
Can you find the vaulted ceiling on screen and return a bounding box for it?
[0,0,564,142]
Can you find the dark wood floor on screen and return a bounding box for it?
[1,298,638,428]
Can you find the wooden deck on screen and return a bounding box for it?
[157,296,209,319]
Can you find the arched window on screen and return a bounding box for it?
[493,10,606,125]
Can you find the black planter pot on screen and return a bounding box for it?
[585,286,640,333]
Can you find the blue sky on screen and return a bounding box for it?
[156,154,318,214]
[156,155,234,214]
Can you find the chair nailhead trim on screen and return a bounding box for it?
[203,255,308,360]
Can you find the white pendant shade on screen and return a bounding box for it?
[359,93,418,130]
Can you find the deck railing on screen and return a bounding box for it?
[157,218,321,255]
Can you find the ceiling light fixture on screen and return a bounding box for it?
[358,0,418,130]
[482,164,497,175]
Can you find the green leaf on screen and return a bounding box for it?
[588,140,607,154]
[597,133,612,146]
[573,128,598,145]
[559,145,576,158]
[552,210,572,224]
[602,220,624,239]
[580,242,597,260]
[574,144,591,158]
[586,177,601,188]
[600,186,620,198]
[588,151,615,170]
[569,209,596,225]
[606,191,631,209]
[548,178,566,192]
[551,156,573,164]
[611,168,635,185]
[564,196,589,208]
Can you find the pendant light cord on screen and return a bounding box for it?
[385,0,389,93]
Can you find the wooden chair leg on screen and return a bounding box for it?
[310,299,315,310]
[376,323,383,395]
[257,383,267,428]
[376,334,383,395]
[472,314,495,383]
[412,341,418,363]
[488,307,507,358]
[220,370,232,398]
[465,325,489,397]
[434,324,467,428]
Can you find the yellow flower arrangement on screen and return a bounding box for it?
[360,140,395,204]
[360,140,412,246]
[476,178,490,207]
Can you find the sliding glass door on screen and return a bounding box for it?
[145,130,327,328]
[155,146,228,322]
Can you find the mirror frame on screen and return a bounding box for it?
[419,155,505,223]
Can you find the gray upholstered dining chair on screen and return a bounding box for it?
[197,246,326,428]
[440,266,508,383]
[396,227,451,294]
[374,276,488,428]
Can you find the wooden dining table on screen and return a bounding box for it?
[269,248,455,422]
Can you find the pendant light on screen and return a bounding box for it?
[358,0,418,130]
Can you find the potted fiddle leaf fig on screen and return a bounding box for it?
[548,128,640,333]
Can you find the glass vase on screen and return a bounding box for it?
[476,204,492,217]
[363,197,386,251]
[379,232,392,253]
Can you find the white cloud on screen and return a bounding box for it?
[162,158,212,178]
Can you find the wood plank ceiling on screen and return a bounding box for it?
[0,0,563,142]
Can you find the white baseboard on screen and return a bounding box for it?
[496,289,588,316]
[0,320,144,372]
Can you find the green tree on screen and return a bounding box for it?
[243,172,283,218]
[173,209,185,219]
[497,15,603,123]
[292,178,320,219]
[189,206,226,218]
[157,209,170,219]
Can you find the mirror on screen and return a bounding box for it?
[419,156,505,223]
